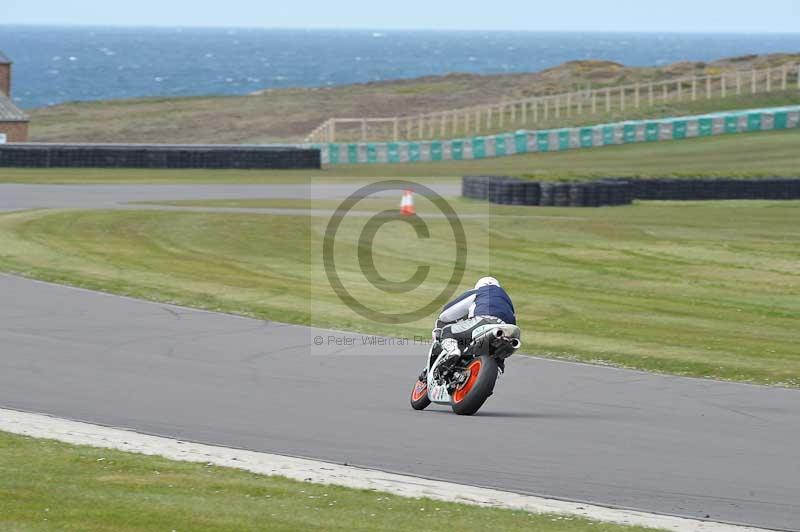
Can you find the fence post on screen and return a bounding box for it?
[662,82,668,101]
[534,99,539,122]
[736,71,742,95]
[475,109,481,131]
[330,120,337,142]
[522,100,528,123]
[649,82,654,105]
[418,115,424,139]
[706,75,711,99]
[782,64,788,90]
[752,69,757,93]
[487,107,493,129]
[676,80,682,101]
[393,117,399,141]
[566,93,571,117]
[361,119,367,141]
[766,67,772,92]
[592,90,597,113]
[511,101,517,123]
[692,77,697,100]
[606,89,611,112]
[544,98,549,120]
[620,87,625,111]
[721,74,726,98]
[634,83,640,108]
[577,92,583,115]
[499,105,505,128]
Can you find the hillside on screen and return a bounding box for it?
[28,53,800,144]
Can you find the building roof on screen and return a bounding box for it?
[0,93,28,122]
[0,51,10,64]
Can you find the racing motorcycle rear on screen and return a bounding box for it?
[410,324,521,415]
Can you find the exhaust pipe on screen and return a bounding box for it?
[510,338,521,350]
[494,329,505,339]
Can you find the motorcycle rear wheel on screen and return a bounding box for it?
[450,355,498,416]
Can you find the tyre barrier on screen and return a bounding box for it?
[0,143,321,169]
[539,182,555,206]
[462,176,800,207]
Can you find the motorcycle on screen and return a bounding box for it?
[410,323,521,415]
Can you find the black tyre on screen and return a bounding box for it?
[410,378,431,411]
[450,356,499,416]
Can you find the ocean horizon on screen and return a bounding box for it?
[1,25,799,109]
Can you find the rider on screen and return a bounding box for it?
[432,277,517,372]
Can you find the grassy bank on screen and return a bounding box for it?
[1,129,799,184]
[0,200,798,385]
[27,53,800,143]
[0,431,648,532]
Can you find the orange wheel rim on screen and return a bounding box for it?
[411,380,428,401]
[453,359,482,403]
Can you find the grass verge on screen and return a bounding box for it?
[0,201,798,385]
[0,130,798,184]
[0,431,653,532]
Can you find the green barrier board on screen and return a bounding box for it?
[408,143,420,162]
[558,130,570,150]
[452,140,464,160]
[319,106,800,164]
[645,123,659,142]
[473,138,486,159]
[387,143,400,163]
[623,124,637,143]
[430,141,443,161]
[495,136,507,157]
[328,144,340,164]
[672,121,687,139]
[580,128,594,148]
[537,132,550,152]
[602,126,615,145]
[699,118,713,137]
[515,133,528,154]
[347,144,359,164]
[748,113,762,131]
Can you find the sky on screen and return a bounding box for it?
[2,0,799,33]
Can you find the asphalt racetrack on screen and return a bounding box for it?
[0,184,799,530]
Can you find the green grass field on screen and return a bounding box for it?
[1,199,798,385]
[1,129,798,184]
[0,431,653,532]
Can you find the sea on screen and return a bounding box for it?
[1,25,799,109]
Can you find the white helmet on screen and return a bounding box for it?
[475,277,500,289]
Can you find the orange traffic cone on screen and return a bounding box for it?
[400,190,416,216]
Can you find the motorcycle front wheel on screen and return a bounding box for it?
[450,355,498,416]
[410,378,431,411]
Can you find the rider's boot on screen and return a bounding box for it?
[438,338,462,372]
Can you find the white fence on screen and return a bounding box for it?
[306,63,800,143]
